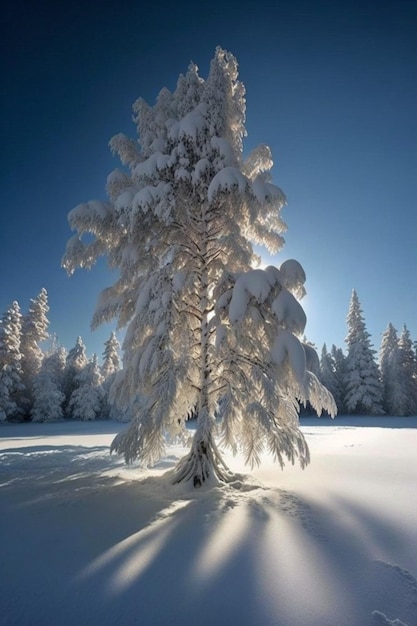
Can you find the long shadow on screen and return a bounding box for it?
[66,481,417,626]
[1,445,417,626]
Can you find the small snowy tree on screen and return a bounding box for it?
[101,332,121,419]
[344,290,383,415]
[320,344,335,389]
[68,354,104,421]
[101,331,121,379]
[31,348,66,422]
[0,302,24,422]
[63,336,88,416]
[20,288,50,415]
[63,48,335,485]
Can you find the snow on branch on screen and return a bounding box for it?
[109,133,140,166]
[68,201,112,231]
[242,144,273,179]
[207,167,248,202]
[271,329,307,388]
[271,290,306,335]
[229,268,279,323]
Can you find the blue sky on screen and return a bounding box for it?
[2,0,416,360]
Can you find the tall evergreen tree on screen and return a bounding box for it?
[344,290,383,415]
[398,325,417,415]
[379,323,405,415]
[20,288,50,416]
[63,48,335,485]
[32,348,66,422]
[0,302,24,421]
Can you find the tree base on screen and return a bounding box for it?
[172,439,233,487]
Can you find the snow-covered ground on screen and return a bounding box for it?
[1,417,417,626]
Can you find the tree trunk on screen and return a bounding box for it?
[172,429,232,486]
[171,206,233,487]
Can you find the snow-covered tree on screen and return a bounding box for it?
[414,339,417,388]
[63,48,335,485]
[49,345,67,390]
[20,288,50,415]
[101,331,121,379]
[379,323,405,415]
[68,354,104,421]
[63,336,88,416]
[320,344,335,388]
[0,302,24,422]
[344,290,383,415]
[382,324,417,417]
[31,348,66,422]
[101,332,121,419]
[398,325,417,415]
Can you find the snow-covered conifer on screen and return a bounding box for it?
[414,339,417,387]
[398,326,417,415]
[379,323,405,415]
[68,354,104,421]
[101,332,121,419]
[344,290,383,415]
[320,344,334,387]
[20,288,50,415]
[0,302,24,421]
[63,336,88,416]
[49,345,67,390]
[101,332,120,379]
[31,348,66,422]
[63,48,335,485]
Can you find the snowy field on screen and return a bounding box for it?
[1,417,417,626]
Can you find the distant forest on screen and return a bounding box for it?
[1,287,416,423]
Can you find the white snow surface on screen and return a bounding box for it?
[1,417,417,626]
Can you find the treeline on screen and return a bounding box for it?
[1,288,416,423]
[317,290,417,417]
[0,289,122,423]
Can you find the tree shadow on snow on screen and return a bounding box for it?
[66,479,417,626]
[1,447,417,626]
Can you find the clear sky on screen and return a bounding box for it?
[2,0,416,360]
